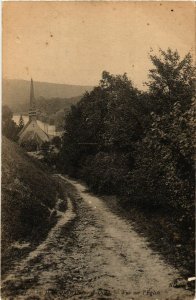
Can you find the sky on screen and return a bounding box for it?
[3,1,195,89]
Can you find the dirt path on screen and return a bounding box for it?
[1,175,193,300]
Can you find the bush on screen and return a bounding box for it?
[80,152,129,195]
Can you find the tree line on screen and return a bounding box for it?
[58,48,195,229]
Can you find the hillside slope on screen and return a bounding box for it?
[3,79,93,112]
[1,137,63,254]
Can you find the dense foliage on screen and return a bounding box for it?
[2,105,19,141]
[60,48,195,228]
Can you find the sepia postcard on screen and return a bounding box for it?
[1,1,195,299]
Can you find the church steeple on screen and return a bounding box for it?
[30,78,35,107]
[29,78,37,121]
[18,78,50,148]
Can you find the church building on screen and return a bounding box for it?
[18,79,49,150]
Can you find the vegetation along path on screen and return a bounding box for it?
[2,175,193,300]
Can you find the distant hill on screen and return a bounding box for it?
[2,79,93,113]
[37,96,82,115]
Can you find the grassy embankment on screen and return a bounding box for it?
[1,137,66,275]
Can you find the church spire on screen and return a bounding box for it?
[30,78,35,109]
[29,78,37,121]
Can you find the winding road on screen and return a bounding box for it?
[2,175,193,299]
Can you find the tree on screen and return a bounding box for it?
[100,72,143,150]
[2,105,19,141]
[127,99,195,213]
[146,48,195,113]
[59,105,84,176]
[18,115,25,131]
